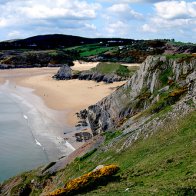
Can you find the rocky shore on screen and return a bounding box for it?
[53,65,125,83]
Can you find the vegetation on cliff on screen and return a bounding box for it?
[48,164,119,196]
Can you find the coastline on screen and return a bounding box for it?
[0,62,133,182]
[0,65,126,126]
[0,64,126,151]
[0,81,76,160]
[17,76,125,125]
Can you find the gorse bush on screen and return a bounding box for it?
[48,164,120,196]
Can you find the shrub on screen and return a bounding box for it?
[48,164,119,195]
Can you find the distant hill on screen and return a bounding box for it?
[0,34,135,50]
[0,34,195,68]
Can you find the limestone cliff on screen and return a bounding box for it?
[82,55,196,135]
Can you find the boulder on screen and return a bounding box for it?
[53,65,72,80]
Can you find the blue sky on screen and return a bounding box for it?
[0,0,195,42]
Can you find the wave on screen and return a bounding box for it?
[23,115,28,120]
[65,141,75,151]
[35,139,42,147]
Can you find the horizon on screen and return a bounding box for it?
[1,33,195,44]
[0,0,196,43]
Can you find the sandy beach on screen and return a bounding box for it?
[18,77,125,125]
[0,62,138,165]
[0,62,127,126]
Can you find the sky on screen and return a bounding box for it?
[0,0,195,42]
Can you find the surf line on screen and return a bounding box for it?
[23,114,47,155]
[35,139,42,146]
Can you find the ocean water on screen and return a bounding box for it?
[0,82,75,183]
[0,92,49,182]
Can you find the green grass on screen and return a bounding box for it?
[21,109,193,196]
[92,62,136,77]
[165,54,193,60]
[159,67,173,85]
[103,130,123,144]
[65,43,116,57]
[80,47,114,57]
[79,111,196,195]
[92,62,122,74]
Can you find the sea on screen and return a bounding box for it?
[0,82,75,183]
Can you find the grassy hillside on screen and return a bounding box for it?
[2,110,195,195]
[91,62,138,77]
[55,111,196,195]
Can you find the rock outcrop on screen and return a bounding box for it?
[53,69,126,83]
[77,71,123,83]
[53,65,72,80]
[80,55,196,135]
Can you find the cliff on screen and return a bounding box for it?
[81,55,196,135]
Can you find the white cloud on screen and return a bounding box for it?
[142,24,157,32]
[0,0,102,40]
[84,23,97,31]
[18,0,100,20]
[98,0,169,3]
[7,30,21,38]
[0,0,101,26]
[0,18,7,27]
[141,1,196,35]
[155,1,196,20]
[106,20,129,36]
[107,3,143,20]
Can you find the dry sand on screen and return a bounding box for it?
[121,63,141,67]
[0,77,5,84]
[0,65,125,126]
[72,61,99,71]
[19,76,125,125]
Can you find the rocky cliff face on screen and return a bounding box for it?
[82,55,196,135]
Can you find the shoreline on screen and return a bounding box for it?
[17,76,125,125]
[0,81,77,160]
[0,64,127,152]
